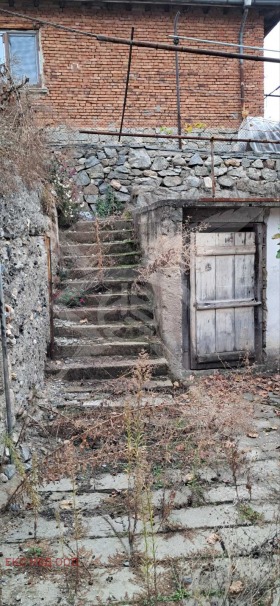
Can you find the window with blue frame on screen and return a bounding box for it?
[0,31,40,86]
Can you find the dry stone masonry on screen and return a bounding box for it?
[64,133,280,209]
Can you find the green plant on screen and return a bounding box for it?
[95,187,123,218]
[159,126,173,135]
[123,210,132,221]
[56,290,86,308]
[272,230,280,259]
[24,546,43,558]
[152,465,164,489]
[238,503,264,524]
[184,121,207,133]
[5,436,41,539]
[51,155,83,228]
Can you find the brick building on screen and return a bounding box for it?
[0,1,279,129]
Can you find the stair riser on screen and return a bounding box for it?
[67,267,138,279]
[60,280,136,294]
[57,293,151,307]
[54,307,154,323]
[53,342,162,359]
[61,230,134,244]
[47,362,168,381]
[70,220,134,232]
[54,324,155,339]
[61,241,137,255]
[64,254,140,269]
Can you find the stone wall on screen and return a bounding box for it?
[0,186,57,435]
[55,132,280,209]
[52,132,279,376]
[134,204,183,377]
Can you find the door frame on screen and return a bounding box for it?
[182,209,266,370]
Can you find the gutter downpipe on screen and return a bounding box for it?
[239,2,250,118]
[174,11,182,150]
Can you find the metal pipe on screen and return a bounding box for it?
[45,237,55,360]
[0,8,279,64]
[239,8,249,118]
[96,35,280,64]
[119,27,134,142]
[174,12,182,150]
[265,84,280,98]
[80,129,280,145]
[0,265,13,438]
[210,138,216,198]
[167,35,279,54]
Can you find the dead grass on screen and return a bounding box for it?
[2,360,279,604]
[0,64,49,196]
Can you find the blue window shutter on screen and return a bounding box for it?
[9,34,39,85]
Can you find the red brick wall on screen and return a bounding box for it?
[0,2,264,128]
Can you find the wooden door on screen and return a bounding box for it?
[190,231,261,369]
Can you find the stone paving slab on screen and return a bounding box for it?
[91,473,132,492]
[82,514,128,538]
[4,557,278,606]
[3,518,69,543]
[220,523,279,556]
[203,484,275,503]
[168,502,279,530]
[250,459,280,485]
[38,479,74,493]
[1,575,68,606]
[135,529,223,561]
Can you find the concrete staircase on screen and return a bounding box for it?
[46,219,171,392]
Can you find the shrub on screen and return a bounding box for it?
[0,64,48,196]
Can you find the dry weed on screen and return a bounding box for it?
[0,64,48,196]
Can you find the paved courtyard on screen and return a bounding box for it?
[0,369,279,606]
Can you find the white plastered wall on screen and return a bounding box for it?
[266,207,280,366]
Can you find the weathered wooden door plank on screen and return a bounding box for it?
[190,230,259,369]
[196,299,261,310]
[196,245,256,256]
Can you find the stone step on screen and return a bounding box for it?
[67,265,139,279]
[54,304,153,323]
[54,320,156,339]
[61,240,137,256]
[53,338,162,359]
[61,229,134,244]
[55,291,151,308]
[64,252,140,269]
[46,356,169,380]
[59,376,174,397]
[69,219,134,232]
[59,278,140,293]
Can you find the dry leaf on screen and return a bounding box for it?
[175,444,185,452]
[59,499,74,510]
[265,426,278,432]
[247,432,259,439]
[80,318,88,324]
[207,532,220,545]
[229,581,244,594]
[184,473,195,483]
